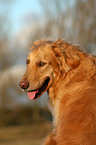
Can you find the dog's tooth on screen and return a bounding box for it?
[21,89,25,92]
[53,72,56,78]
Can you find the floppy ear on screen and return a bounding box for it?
[52,46,80,73]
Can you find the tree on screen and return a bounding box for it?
[0,0,16,70]
[0,0,20,108]
[28,0,96,53]
[72,0,96,52]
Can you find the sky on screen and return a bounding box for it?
[1,0,75,36]
[10,0,42,34]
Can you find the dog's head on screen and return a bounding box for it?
[19,39,86,100]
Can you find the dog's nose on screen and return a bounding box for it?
[19,80,29,89]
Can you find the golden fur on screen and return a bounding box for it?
[20,39,96,145]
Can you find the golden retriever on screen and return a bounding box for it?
[19,39,96,145]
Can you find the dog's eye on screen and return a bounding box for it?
[38,62,46,67]
[26,59,30,64]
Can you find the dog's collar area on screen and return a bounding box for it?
[28,77,50,100]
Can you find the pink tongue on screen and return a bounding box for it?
[28,91,38,100]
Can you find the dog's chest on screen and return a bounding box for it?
[48,98,55,116]
[48,98,60,126]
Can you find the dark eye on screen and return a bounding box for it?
[26,59,30,64]
[38,62,46,67]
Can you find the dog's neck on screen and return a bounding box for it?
[47,72,67,124]
[47,57,96,127]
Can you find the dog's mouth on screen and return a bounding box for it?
[27,77,50,100]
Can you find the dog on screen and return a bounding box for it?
[19,39,96,145]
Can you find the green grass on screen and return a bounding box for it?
[0,122,52,145]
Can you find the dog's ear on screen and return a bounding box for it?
[51,44,81,73]
[52,47,71,72]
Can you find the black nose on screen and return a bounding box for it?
[19,80,29,89]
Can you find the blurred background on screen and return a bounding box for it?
[0,0,96,145]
